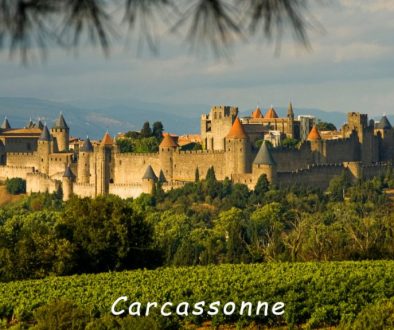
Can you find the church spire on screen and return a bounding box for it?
[287,102,294,120]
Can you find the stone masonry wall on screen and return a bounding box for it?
[113,153,160,184]
[173,150,226,181]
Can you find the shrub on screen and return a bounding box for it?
[5,178,26,195]
[32,300,91,330]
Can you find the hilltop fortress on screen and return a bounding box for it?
[0,104,393,200]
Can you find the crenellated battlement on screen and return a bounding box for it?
[177,149,226,155]
[7,152,35,156]
[115,152,159,158]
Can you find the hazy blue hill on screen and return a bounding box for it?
[0,97,202,138]
[1,97,388,138]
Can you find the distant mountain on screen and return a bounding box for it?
[0,97,202,138]
[1,97,387,138]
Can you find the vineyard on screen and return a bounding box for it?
[1,261,394,328]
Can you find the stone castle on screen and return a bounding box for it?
[0,104,393,201]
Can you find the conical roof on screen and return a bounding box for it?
[158,169,167,183]
[63,165,75,179]
[252,107,263,119]
[100,132,113,146]
[80,137,94,152]
[160,134,178,148]
[37,120,44,130]
[265,107,278,119]
[53,113,69,129]
[1,117,10,129]
[376,115,392,130]
[226,117,247,139]
[26,118,34,128]
[142,165,157,181]
[39,125,51,141]
[307,125,322,141]
[254,141,276,165]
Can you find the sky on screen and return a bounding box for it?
[1,0,394,117]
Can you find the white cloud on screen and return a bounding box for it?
[340,0,394,12]
[334,42,394,62]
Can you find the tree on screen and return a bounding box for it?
[316,120,337,131]
[281,137,299,149]
[141,121,152,138]
[1,1,313,62]
[327,172,351,202]
[152,121,164,139]
[205,166,216,182]
[5,178,26,194]
[59,196,153,272]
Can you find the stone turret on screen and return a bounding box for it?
[78,137,93,184]
[37,125,52,174]
[307,125,324,164]
[159,134,178,182]
[96,132,113,196]
[51,113,69,152]
[225,117,251,176]
[253,141,277,185]
[142,165,157,194]
[1,117,10,129]
[62,165,75,201]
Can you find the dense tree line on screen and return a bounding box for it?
[116,121,164,153]
[1,169,394,281]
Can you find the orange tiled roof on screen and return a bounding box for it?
[227,117,247,139]
[265,107,279,119]
[252,107,263,119]
[100,132,113,146]
[160,133,178,148]
[307,126,322,141]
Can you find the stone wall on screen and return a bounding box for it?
[26,172,60,194]
[73,183,96,198]
[277,164,345,190]
[173,150,226,181]
[323,135,360,163]
[270,143,313,172]
[113,153,160,184]
[48,154,73,177]
[7,152,38,168]
[109,183,143,199]
[0,165,35,180]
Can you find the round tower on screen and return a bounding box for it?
[62,165,75,201]
[225,117,250,176]
[37,125,52,174]
[307,125,323,164]
[142,165,158,194]
[159,134,178,182]
[253,141,277,185]
[51,113,69,152]
[77,137,94,184]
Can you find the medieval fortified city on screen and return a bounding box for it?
[0,103,392,201]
